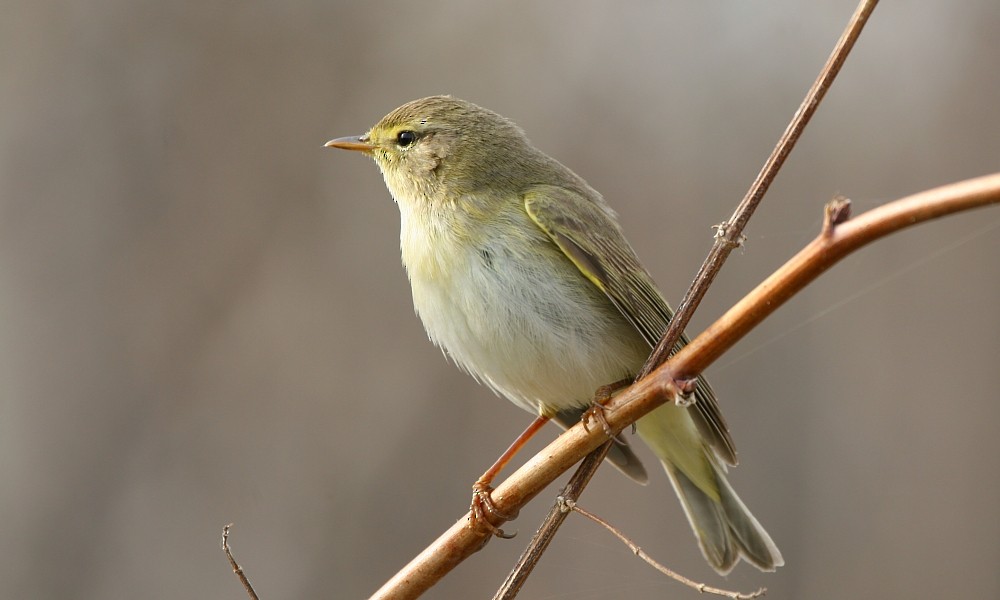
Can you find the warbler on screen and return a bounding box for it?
[326,95,782,574]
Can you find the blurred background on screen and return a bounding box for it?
[2,1,999,598]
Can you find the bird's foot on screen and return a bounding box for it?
[583,378,633,436]
[470,480,516,539]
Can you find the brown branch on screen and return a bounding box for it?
[368,173,1000,599]
[675,175,1000,378]
[222,524,260,600]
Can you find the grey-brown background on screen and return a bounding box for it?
[2,2,998,599]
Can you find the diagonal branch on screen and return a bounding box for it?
[640,0,879,379]
[369,173,1000,600]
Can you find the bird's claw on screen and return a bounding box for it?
[470,481,516,539]
[583,378,632,436]
[582,403,615,437]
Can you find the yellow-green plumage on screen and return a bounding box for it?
[329,95,782,574]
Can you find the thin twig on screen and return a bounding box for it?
[493,1,880,596]
[639,0,879,380]
[369,173,1000,600]
[492,443,612,599]
[562,498,766,599]
[222,524,260,600]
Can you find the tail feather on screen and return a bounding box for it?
[664,461,783,574]
[717,470,783,571]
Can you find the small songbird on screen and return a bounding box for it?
[326,95,782,574]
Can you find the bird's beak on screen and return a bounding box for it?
[324,135,374,154]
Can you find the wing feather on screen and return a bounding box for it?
[524,185,737,465]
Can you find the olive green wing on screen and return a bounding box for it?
[524,185,737,465]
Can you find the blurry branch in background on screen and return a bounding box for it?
[222,524,260,600]
[369,174,1000,598]
[495,1,878,597]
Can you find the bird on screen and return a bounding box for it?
[326,95,782,574]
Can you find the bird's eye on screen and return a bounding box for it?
[396,130,417,148]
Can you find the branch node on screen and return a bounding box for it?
[823,195,853,234]
[712,222,748,249]
[555,496,575,514]
[221,523,260,600]
[674,377,699,406]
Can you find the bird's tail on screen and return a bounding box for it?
[636,405,783,574]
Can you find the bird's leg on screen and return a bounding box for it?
[582,378,633,437]
[470,415,549,538]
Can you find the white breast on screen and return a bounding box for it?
[398,201,648,416]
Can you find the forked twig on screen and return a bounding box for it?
[560,498,766,599]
